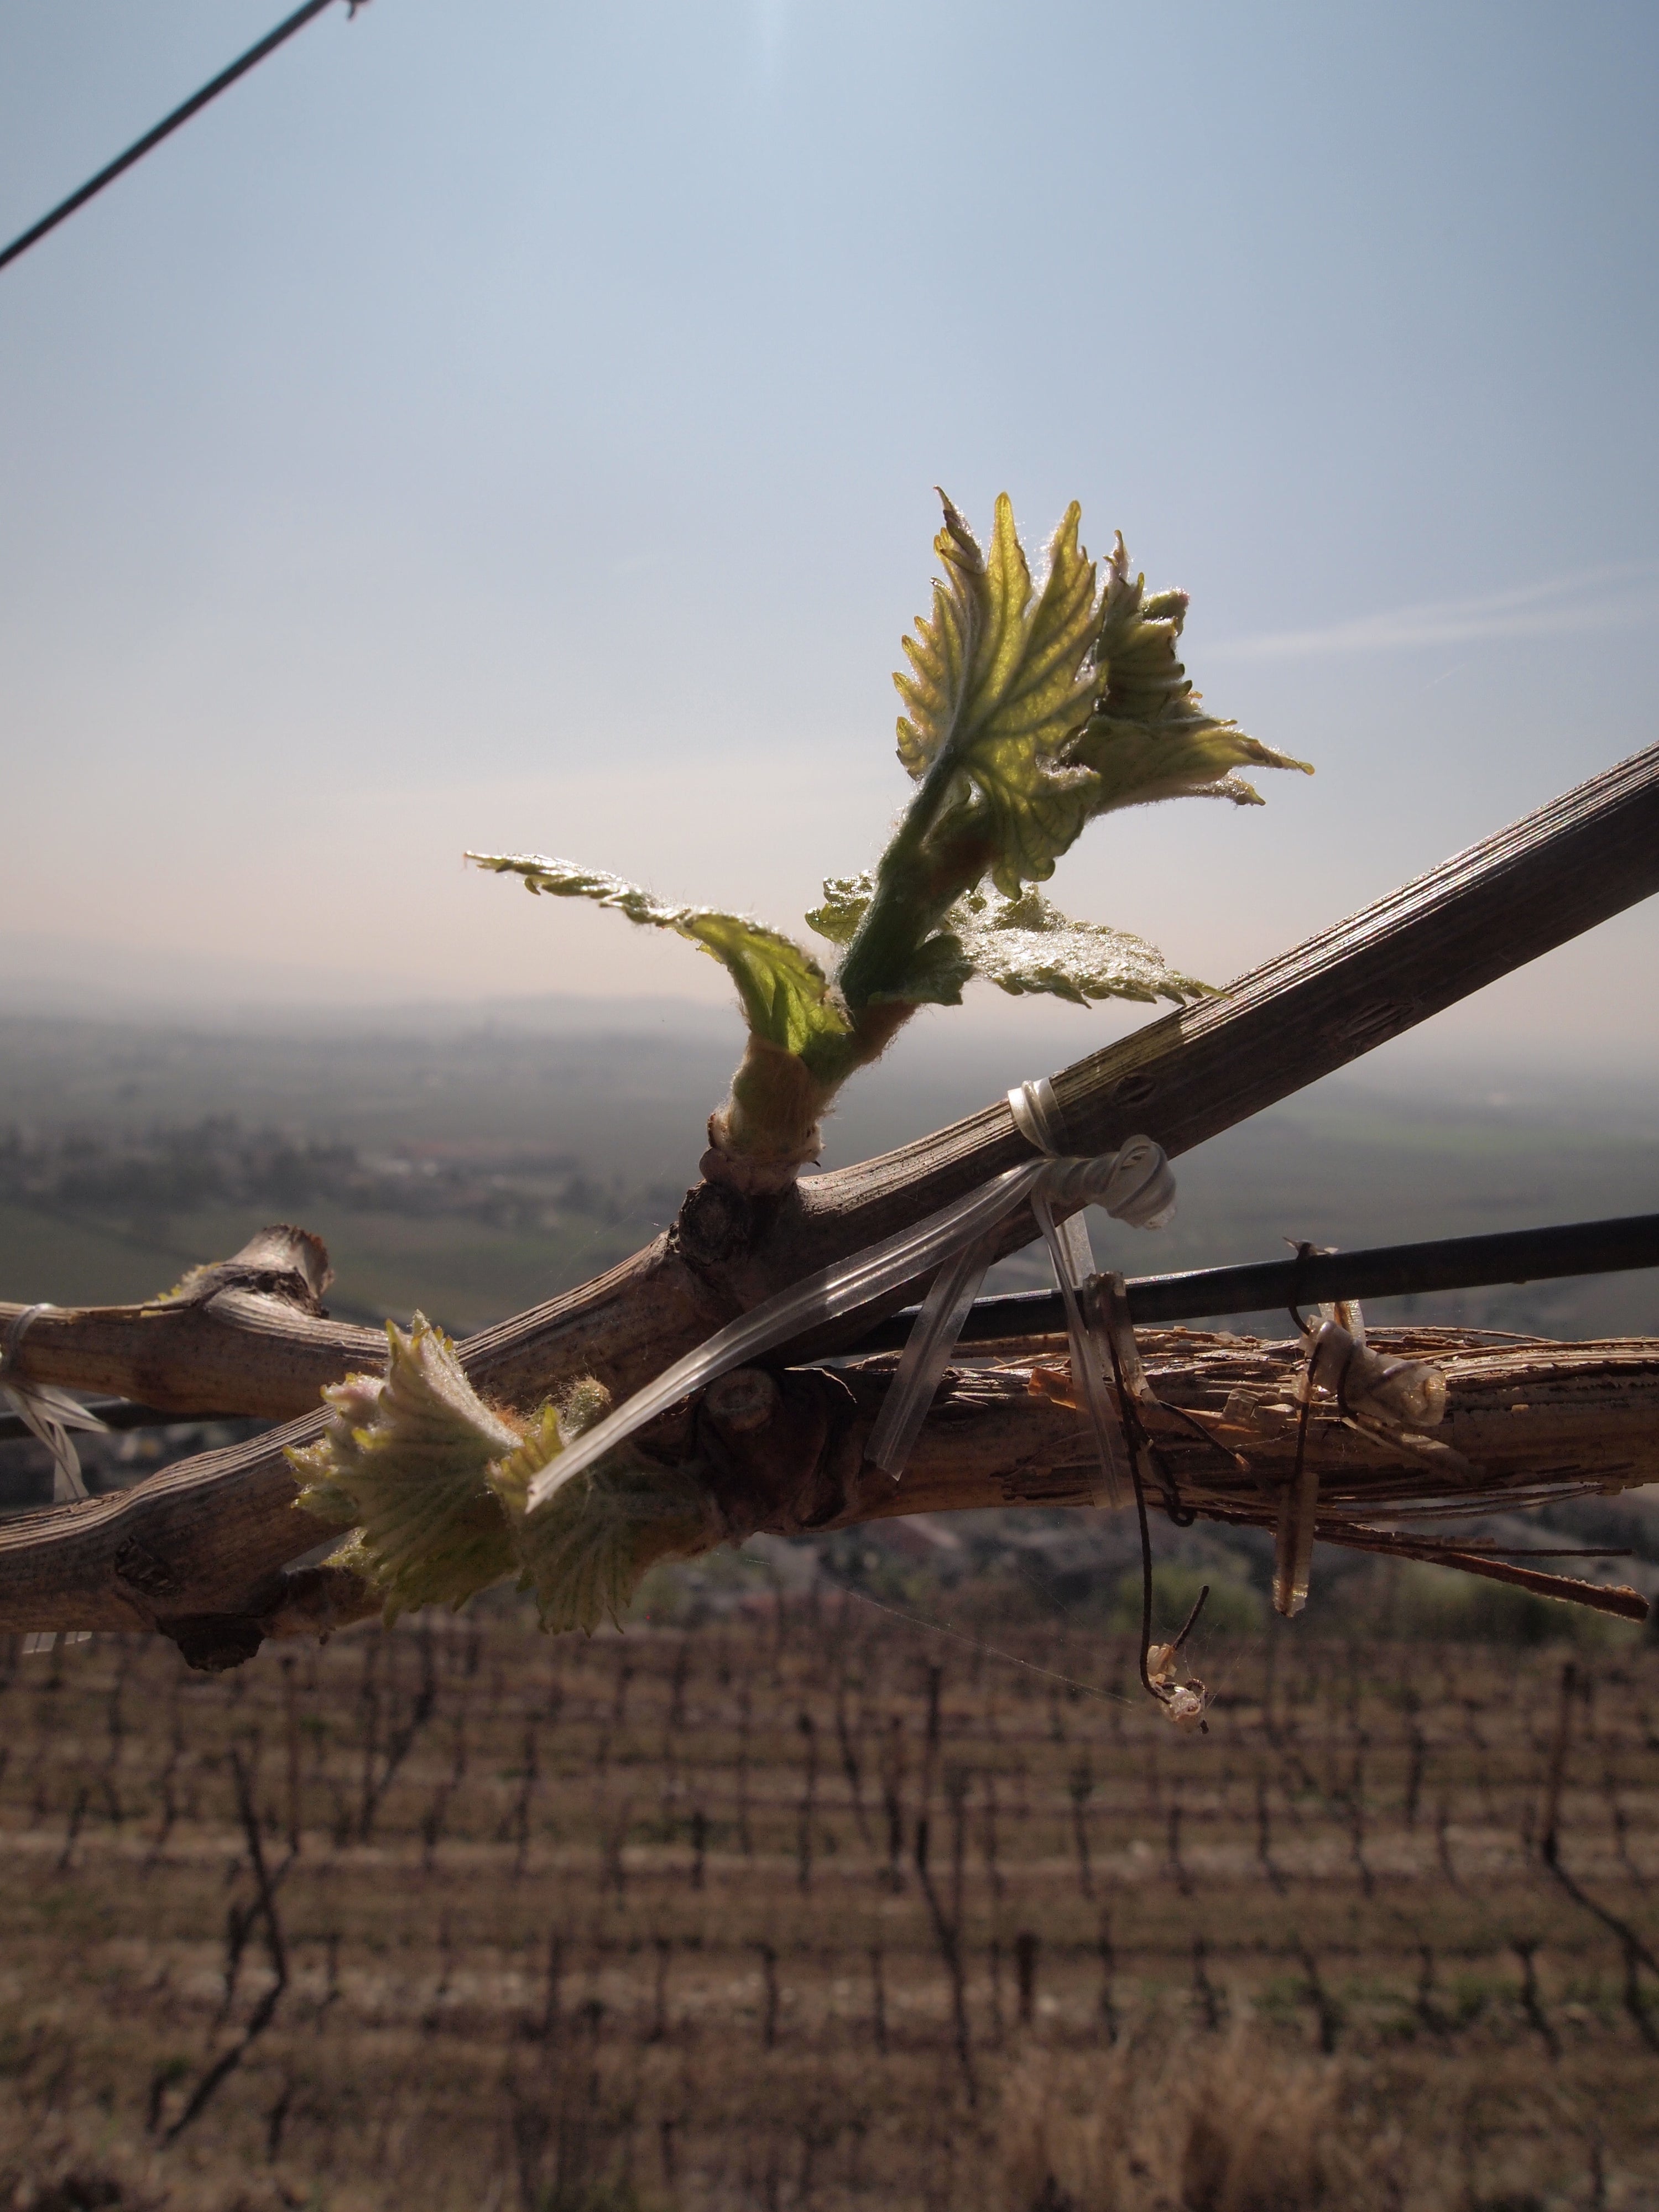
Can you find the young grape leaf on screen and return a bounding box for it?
[810,871,974,1004]
[467,853,849,1056]
[810,871,1203,1008]
[948,886,1211,1007]
[505,1458,712,1635]
[491,1376,712,1634]
[287,1315,521,1621]
[862,927,977,1007]
[1069,534,1313,812]
[804,871,875,946]
[894,494,1104,895]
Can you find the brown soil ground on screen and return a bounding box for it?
[2,1605,1656,2210]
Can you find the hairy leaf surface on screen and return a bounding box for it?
[507,1460,711,1634]
[950,886,1211,1007]
[804,871,875,946]
[1069,534,1313,812]
[468,853,849,1055]
[810,871,1203,1007]
[492,1378,711,1635]
[288,1316,521,1621]
[863,928,977,1007]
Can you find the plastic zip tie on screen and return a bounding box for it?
[1008,1074,1066,1156]
[865,1230,1000,1478]
[1030,1186,1126,1509]
[865,1077,1167,1491]
[863,1081,1076,1483]
[859,1115,1174,1501]
[1,1304,102,1504]
[1274,1440,1322,1619]
[868,1075,1173,1506]
[526,1097,1176,1517]
[1009,1079,1176,1511]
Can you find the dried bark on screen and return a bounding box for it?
[0,1326,1653,1653]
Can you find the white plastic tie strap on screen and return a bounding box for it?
[1010,1077,1173,1508]
[524,1080,1175,1522]
[864,1079,1173,1504]
[1,1305,102,1504]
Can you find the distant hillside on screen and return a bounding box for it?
[1,1009,1656,1338]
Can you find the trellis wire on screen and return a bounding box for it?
[4,1208,1655,1448]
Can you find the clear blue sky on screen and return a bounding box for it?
[2,1,1656,1067]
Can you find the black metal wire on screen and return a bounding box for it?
[847,1210,1659,1354]
[0,0,353,277]
[1095,1298,1207,1713]
[1285,1237,1322,1334]
[7,1208,1658,1449]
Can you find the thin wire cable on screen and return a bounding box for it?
[0,0,357,277]
[1098,1308,1166,1703]
[1095,1297,1211,1718]
[816,1574,1133,1708]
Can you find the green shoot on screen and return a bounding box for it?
[470,492,1311,1179]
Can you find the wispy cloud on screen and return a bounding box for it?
[1208,560,1659,661]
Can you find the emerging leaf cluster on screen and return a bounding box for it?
[1071,533,1312,817]
[289,1318,709,1632]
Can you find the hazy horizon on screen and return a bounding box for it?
[3,912,1657,1091]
